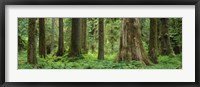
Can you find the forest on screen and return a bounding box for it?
[18,18,182,69]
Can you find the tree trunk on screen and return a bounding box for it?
[80,18,88,54]
[51,18,55,53]
[68,18,81,57]
[157,19,162,55]
[160,18,174,55]
[56,18,64,56]
[28,18,37,64]
[149,18,158,64]
[117,18,150,65]
[39,18,46,58]
[98,18,104,60]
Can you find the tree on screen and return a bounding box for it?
[39,18,46,58]
[28,18,37,64]
[68,18,81,57]
[149,18,158,64]
[98,18,104,60]
[117,18,150,65]
[157,19,162,55]
[80,18,88,53]
[160,18,174,55]
[56,18,64,56]
[51,18,55,53]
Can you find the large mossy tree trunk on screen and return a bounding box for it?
[39,18,46,58]
[98,18,104,60]
[149,18,158,64]
[68,18,81,57]
[80,18,88,54]
[160,18,174,55]
[117,18,150,65]
[56,18,64,56]
[28,18,37,64]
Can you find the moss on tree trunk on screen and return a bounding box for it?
[39,18,46,58]
[160,18,174,56]
[68,18,81,57]
[157,19,162,55]
[149,18,158,64]
[56,18,64,56]
[98,18,104,60]
[28,18,37,64]
[118,18,150,65]
[80,18,88,54]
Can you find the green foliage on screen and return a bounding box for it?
[18,51,182,69]
[168,18,182,54]
[18,18,28,51]
[141,18,150,45]
[104,18,121,54]
[146,54,182,69]
[18,18,182,69]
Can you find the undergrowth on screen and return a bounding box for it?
[18,51,182,69]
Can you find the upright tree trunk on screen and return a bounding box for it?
[68,18,81,57]
[56,18,64,56]
[80,18,88,54]
[149,18,158,64]
[118,18,150,65]
[157,19,162,55]
[51,18,55,53]
[160,18,174,55]
[28,18,37,64]
[39,18,46,58]
[98,18,104,60]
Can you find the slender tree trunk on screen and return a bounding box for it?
[39,18,46,58]
[157,19,162,55]
[28,18,37,64]
[82,18,88,53]
[56,18,64,56]
[117,18,150,65]
[51,18,55,53]
[98,18,104,60]
[68,18,81,57]
[160,18,174,55]
[80,18,88,54]
[149,18,158,64]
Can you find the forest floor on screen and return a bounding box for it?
[18,51,182,69]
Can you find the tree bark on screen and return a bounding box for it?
[68,18,81,57]
[39,18,46,58]
[80,18,88,54]
[160,18,174,55]
[28,18,37,64]
[157,19,162,55]
[56,18,64,56]
[149,18,158,64]
[98,18,104,60]
[117,18,150,65]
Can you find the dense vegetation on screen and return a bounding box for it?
[18,18,182,69]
